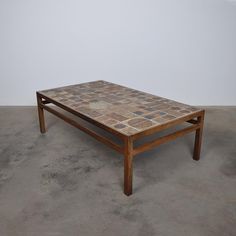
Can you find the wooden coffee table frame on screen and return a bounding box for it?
[37,92,205,196]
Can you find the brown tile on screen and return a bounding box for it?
[162,114,176,120]
[144,107,157,112]
[133,110,145,115]
[144,111,166,119]
[108,113,128,121]
[127,118,154,130]
[135,120,154,129]
[144,114,156,119]
[78,107,102,118]
[120,127,138,135]
[122,112,137,119]
[95,115,109,122]
[153,117,167,123]
[105,119,119,126]
[114,123,127,129]
[153,104,170,110]
[171,106,181,110]
[166,110,183,117]
[127,118,145,126]
[180,109,191,114]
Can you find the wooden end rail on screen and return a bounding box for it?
[41,104,124,154]
[133,123,200,156]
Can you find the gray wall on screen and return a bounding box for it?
[0,0,236,105]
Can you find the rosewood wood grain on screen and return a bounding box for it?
[193,110,205,161]
[124,137,133,196]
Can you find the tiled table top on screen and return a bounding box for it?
[39,80,201,136]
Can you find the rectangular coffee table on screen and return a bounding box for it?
[36,80,205,196]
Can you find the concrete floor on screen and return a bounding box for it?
[0,107,235,236]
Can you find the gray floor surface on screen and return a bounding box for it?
[0,106,235,236]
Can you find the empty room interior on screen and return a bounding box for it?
[0,1,236,236]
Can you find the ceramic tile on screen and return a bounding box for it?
[39,80,201,135]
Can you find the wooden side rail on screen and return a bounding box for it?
[41,104,124,154]
[133,123,200,156]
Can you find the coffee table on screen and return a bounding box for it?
[36,80,205,196]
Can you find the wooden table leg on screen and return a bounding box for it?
[193,111,205,161]
[37,94,46,133]
[124,136,133,196]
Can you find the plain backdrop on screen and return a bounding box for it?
[0,0,236,106]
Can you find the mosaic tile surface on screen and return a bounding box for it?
[39,80,201,136]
